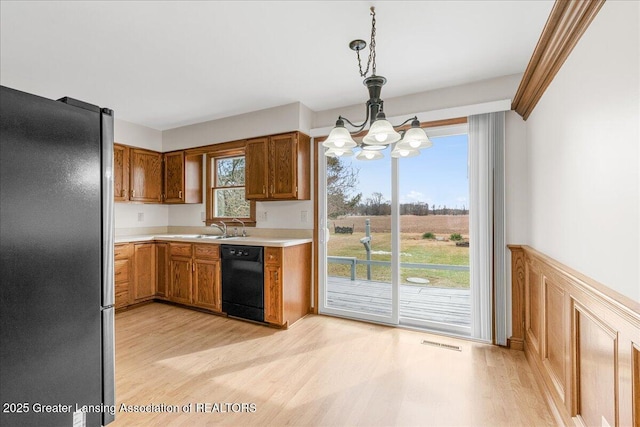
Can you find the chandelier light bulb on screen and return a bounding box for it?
[365,151,375,159]
[375,133,387,142]
[409,140,421,148]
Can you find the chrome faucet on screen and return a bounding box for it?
[232,218,246,237]
[209,222,227,237]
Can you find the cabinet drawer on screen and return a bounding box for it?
[114,243,132,260]
[170,243,193,257]
[195,244,219,260]
[114,259,130,283]
[265,247,282,265]
[115,281,129,309]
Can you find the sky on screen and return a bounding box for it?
[338,134,469,210]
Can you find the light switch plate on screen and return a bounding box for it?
[137,212,144,222]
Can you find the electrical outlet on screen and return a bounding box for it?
[259,211,268,222]
[301,210,308,223]
[137,212,144,222]
[200,211,205,221]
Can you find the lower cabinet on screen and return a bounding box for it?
[193,244,221,311]
[264,253,283,325]
[155,242,169,299]
[169,243,221,311]
[114,243,132,309]
[169,243,193,305]
[114,240,310,327]
[263,244,311,327]
[133,243,156,302]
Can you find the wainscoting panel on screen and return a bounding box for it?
[526,264,543,357]
[508,245,640,427]
[543,277,566,400]
[574,303,617,427]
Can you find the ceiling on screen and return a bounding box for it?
[0,1,553,131]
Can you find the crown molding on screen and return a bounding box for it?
[512,0,606,120]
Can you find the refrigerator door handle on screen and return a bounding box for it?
[101,108,115,308]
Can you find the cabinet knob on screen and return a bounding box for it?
[179,190,183,199]
[131,190,135,197]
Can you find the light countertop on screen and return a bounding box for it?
[115,234,312,248]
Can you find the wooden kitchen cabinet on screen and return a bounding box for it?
[168,243,221,311]
[169,243,193,305]
[130,148,162,203]
[245,132,310,201]
[192,244,221,311]
[263,243,311,327]
[163,151,203,204]
[114,143,163,203]
[155,242,169,299]
[133,243,156,302]
[114,243,132,309]
[114,144,130,202]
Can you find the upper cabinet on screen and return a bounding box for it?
[163,151,203,204]
[245,132,310,201]
[130,148,163,203]
[114,144,130,202]
[114,143,202,204]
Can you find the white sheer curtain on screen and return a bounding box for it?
[468,112,506,343]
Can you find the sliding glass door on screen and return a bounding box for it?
[318,126,470,335]
[320,152,396,324]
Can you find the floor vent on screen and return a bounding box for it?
[421,339,462,352]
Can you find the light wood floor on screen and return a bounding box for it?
[111,303,554,426]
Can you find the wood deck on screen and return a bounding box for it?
[326,276,471,327]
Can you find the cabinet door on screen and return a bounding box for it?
[169,257,192,305]
[245,137,269,199]
[264,264,283,325]
[269,133,297,199]
[114,144,130,202]
[193,259,221,311]
[156,243,169,298]
[133,243,156,302]
[164,151,184,203]
[130,148,162,202]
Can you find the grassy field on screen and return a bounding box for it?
[327,215,470,289]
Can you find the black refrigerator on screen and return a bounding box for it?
[0,85,115,426]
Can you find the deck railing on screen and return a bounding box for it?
[327,256,470,281]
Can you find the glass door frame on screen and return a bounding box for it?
[317,144,399,325]
[317,124,473,337]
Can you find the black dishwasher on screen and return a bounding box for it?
[221,245,264,322]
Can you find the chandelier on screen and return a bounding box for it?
[323,7,432,161]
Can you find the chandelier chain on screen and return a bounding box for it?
[357,7,377,77]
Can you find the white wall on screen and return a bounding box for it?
[162,102,308,151]
[505,111,529,245]
[525,0,640,302]
[314,74,522,129]
[114,119,168,229]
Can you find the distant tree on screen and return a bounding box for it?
[360,192,390,215]
[326,157,361,219]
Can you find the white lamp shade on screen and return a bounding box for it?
[322,126,357,149]
[391,146,420,158]
[362,119,401,145]
[355,149,384,161]
[398,127,432,149]
[325,147,354,157]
